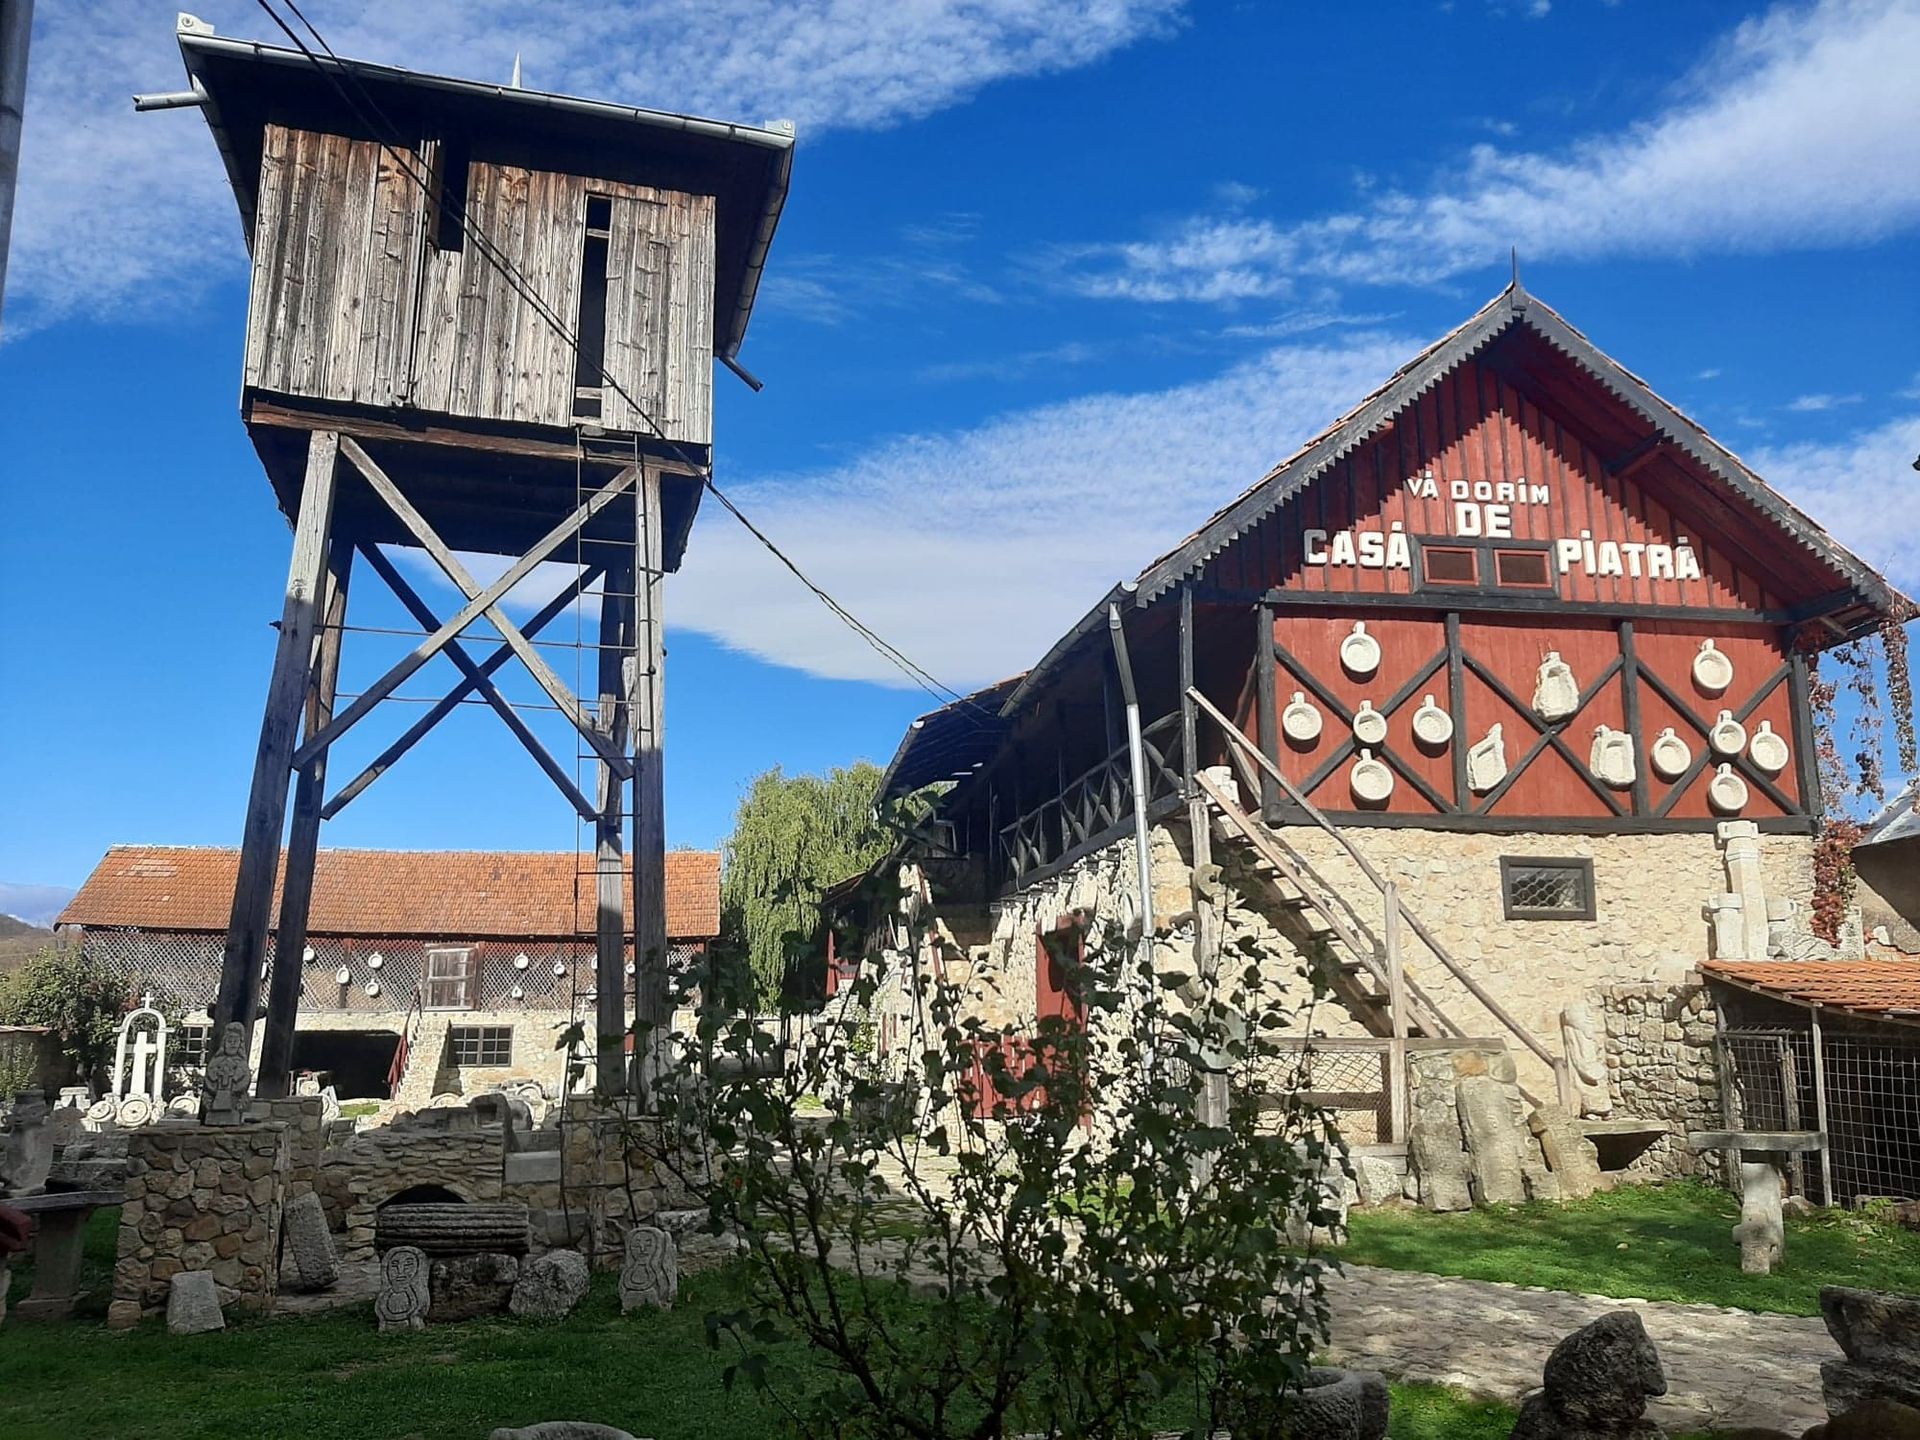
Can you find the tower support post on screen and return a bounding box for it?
[632,464,669,1102]
[595,558,636,1095]
[256,533,354,1097]
[212,430,341,1066]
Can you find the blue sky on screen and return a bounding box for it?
[2,0,1917,908]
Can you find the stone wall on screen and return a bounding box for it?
[313,1116,506,1260]
[108,1122,289,1327]
[244,1095,326,1200]
[892,812,1809,1103]
[1600,983,1724,1182]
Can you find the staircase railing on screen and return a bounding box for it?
[1185,686,1575,1112]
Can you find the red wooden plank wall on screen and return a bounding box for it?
[1202,359,1782,613]
[1265,610,1801,821]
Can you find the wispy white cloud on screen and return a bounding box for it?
[1053,0,1920,302]
[915,341,1100,384]
[8,0,1184,332]
[664,332,1416,688]
[1696,367,1723,381]
[1787,392,1865,412]
[1752,413,1920,591]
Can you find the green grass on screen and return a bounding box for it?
[0,1211,1514,1440]
[337,1100,381,1119]
[1343,1179,1920,1316]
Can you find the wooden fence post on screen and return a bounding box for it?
[1385,882,1407,1145]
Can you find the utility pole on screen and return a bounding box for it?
[0,0,33,326]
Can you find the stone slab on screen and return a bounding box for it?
[166,1270,225,1335]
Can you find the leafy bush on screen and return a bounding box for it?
[0,947,126,1087]
[635,868,1345,1440]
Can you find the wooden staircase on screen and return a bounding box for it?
[1184,688,1574,1115]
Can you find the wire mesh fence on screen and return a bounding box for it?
[1718,1019,1920,1205]
[82,929,703,1020]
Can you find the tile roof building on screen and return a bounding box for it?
[59,846,722,1106]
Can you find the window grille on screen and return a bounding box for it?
[1500,857,1596,920]
[175,1024,212,1069]
[448,1026,512,1067]
[425,947,475,1009]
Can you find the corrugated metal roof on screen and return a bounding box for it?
[59,846,720,941]
[878,675,1023,800]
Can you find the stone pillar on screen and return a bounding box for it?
[1734,1158,1785,1276]
[1718,821,1772,963]
[107,1122,290,1328]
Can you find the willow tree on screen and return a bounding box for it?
[721,762,891,1006]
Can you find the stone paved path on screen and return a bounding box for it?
[1324,1263,1832,1434]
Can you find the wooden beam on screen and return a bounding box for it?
[331,437,633,779]
[1254,601,1279,813]
[213,431,340,1056]
[257,536,355,1097]
[1445,613,1469,810]
[291,460,637,770]
[1619,620,1650,817]
[631,465,670,1100]
[320,562,602,820]
[356,543,599,822]
[595,558,634,1095]
[1180,584,1227,1140]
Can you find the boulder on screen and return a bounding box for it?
[510,1250,590,1320]
[376,1202,531,1256]
[1456,1074,1528,1206]
[1351,1153,1401,1207]
[166,1270,225,1335]
[430,1253,521,1322]
[1509,1311,1667,1439]
[281,1191,339,1292]
[488,1426,638,1440]
[1823,1357,1920,1419]
[1811,1397,1920,1439]
[1821,1287,1920,1372]
[1529,1104,1604,1199]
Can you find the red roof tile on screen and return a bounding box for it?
[1702,960,1920,1018]
[58,846,720,941]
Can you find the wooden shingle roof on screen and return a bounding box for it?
[58,846,720,941]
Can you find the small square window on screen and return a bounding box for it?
[175,1024,212,1068]
[425,947,475,1009]
[1500,857,1596,920]
[1494,548,1553,589]
[1422,545,1478,585]
[448,1026,512,1067]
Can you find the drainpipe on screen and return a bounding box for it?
[1107,600,1153,945]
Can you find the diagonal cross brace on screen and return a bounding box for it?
[320,560,603,820]
[355,543,602,822]
[293,446,638,773]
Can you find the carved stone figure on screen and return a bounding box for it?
[376,1244,430,1332]
[1589,725,1636,789]
[1466,724,1508,794]
[200,1023,252,1125]
[1532,650,1581,723]
[618,1225,677,1312]
[1560,1003,1613,1118]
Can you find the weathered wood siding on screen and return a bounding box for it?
[245,124,716,446]
[244,125,421,408]
[602,192,715,442]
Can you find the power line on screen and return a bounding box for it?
[251,0,996,723]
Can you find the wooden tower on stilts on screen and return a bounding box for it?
[159,16,793,1100]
